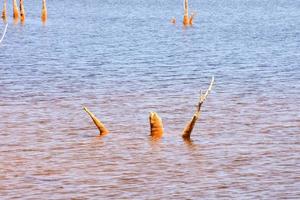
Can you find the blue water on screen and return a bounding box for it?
[0,0,299,199]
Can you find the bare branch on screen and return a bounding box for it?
[182,76,215,139]
[0,23,8,44]
[200,76,214,104]
[83,107,109,136]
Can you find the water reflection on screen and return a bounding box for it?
[148,136,164,151]
[183,137,194,147]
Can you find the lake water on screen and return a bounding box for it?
[0,0,299,199]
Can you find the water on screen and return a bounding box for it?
[0,0,299,199]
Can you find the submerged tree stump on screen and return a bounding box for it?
[182,77,214,139]
[149,112,164,139]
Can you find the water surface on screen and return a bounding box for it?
[0,0,299,199]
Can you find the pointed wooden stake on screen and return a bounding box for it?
[84,107,109,136]
[41,0,47,23]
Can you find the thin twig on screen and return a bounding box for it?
[0,23,8,44]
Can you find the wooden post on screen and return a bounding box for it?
[13,0,19,20]
[20,0,25,23]
[41,0,47,23]
[183,0,189,25]
[1,0,7,22]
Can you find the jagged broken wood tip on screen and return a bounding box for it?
[83,107,109,136]
[149,112,164,139]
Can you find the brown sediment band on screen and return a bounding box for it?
[149,112,164,139]
[84,107,109,136]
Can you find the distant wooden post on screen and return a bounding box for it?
[183,0,189,25]
[183,0,196,26]
[1,0,7,22]
[20,0,25,23]
[170,17,176,24]
[13,0,19,20]
[189,12,195,25]
[41,0,47,23]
